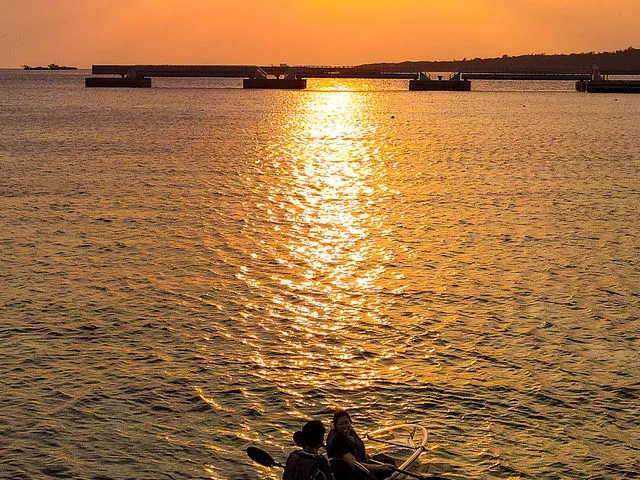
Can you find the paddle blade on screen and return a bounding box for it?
[247,447,276,468]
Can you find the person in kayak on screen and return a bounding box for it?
[283,420,334,480]
[326,410,395,479]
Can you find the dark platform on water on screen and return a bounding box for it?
[85,64,420,89]
[85,64,626,92]
[243,78,307,89]
[576,79,640,93]
[409,79,471,91]
[86,77,151,88]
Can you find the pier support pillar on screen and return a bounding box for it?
[86,66,151,88]
[576,80,640,93]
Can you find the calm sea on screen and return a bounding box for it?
[1,70,638,480]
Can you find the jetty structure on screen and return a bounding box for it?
[575,67,640,93]
[85,64,466,90]
[409,72,470,91]
[84,63,638,92]
[576,79,640,93]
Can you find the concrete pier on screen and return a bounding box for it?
[85,64,420,89]
[409,73,471,91]
[576,79,640,93]
[85,64,628,91]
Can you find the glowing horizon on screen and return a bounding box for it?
[2,0,639,68]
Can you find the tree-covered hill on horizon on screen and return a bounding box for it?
[358,47,640,74]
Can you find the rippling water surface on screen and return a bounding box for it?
[1,70,639,480]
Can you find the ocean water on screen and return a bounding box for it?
[0,70,638,480]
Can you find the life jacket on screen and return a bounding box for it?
[326,429,366,461]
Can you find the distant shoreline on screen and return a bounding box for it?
[12,46,639,73]
[360,47,640,74]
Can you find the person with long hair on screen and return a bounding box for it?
[326,410,394,480]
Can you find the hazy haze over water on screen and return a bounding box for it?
[1,70,639,480]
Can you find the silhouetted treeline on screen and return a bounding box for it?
[359,47,640,74]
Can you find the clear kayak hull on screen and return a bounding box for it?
[366,424,428,479]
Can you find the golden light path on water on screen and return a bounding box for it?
[250,85,392,397]
[202,81,542,480]
[201,83,419,479]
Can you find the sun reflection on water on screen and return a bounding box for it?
[274,91,384,297]
[240,87,402,398]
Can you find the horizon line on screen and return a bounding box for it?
[8,45,638,70]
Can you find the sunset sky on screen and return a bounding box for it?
[2,0,639,68]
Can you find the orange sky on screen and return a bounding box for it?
[2,0,639,67]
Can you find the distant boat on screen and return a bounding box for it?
[22,64,78,70]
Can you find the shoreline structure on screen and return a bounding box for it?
[22,47,640,92]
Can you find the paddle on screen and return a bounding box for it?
[246,446,285,469]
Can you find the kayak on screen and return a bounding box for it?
[365,424,428,479]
